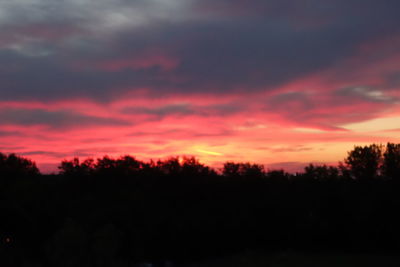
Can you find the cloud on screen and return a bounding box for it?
[0,108,130,129]
[122,103,243,119]
[335,87,398,103]
[0,130,22,137]
[0,0,190,31]
[20,150,68,157]
[1,0,400,102]
[267,145,313,153]
[261,85,400,129]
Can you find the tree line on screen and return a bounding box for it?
[1,143,400,266]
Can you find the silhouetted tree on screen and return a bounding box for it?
[0,153,39,177]
[0,153,39,190]
[265,169,290,182]
[59,157,94,176]
[222,162,264,178]
[181,156,215,177]
[222,162,241,178]
[344,144,383,180]
[382,143,400,180]
[304,164,339,181]
[156,157,181,176]
[95,155,143,177]
[115,155,142,172]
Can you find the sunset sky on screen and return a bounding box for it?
[1,0,400,172]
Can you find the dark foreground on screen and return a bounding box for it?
[12,252,400,267]
[185,251,400,267]
[2,143,400,266]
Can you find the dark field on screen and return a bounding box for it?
[185,251,400,267]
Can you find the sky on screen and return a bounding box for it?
[1,0,400,173]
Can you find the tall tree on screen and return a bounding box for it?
[344,144,383,180]
[382,143,400,180]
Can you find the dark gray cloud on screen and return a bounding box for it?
[20,150,69,157]
[0,0,399,102]
[0,146,25,151]
[123,103,242,118]
[0,108,130,129]
[0,130,22,137]
[384,72,400,89]
[263,91,317,123]
[335,87,399,104]
[124,104,195,117]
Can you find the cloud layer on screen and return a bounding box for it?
[1,0,400,172]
